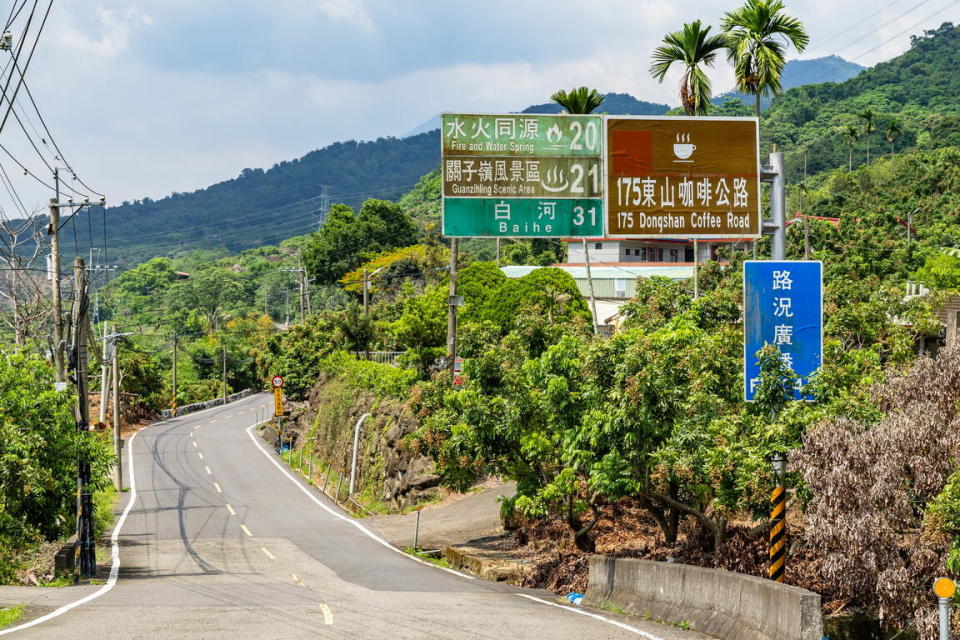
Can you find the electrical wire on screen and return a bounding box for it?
[848,0,960,64]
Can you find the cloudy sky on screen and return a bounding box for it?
[3,0,958,210]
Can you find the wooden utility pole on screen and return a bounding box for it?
[446,239,459,382]
[171,334,178,417]
[111,327,122,490]
[582,239,599,335]
[71,256,96,577]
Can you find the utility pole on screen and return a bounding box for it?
[49,193,64,380]
[362,268,369,316]
[221,345,227,405]
[110,327,122,490]
[98,323,109,425]
[446,239,460,383]
[761,150,787,261]
[693,239,699,300]
[70,256,96,577]
[582,239,599,335]
[171,334,178,417]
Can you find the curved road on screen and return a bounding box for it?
[10,394,705,639]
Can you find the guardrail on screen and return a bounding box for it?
[159,388,255,419]
[585,556,822,640]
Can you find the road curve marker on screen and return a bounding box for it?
[245,423,475,580]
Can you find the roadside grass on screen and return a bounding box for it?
[94,484,119,539]
[403,547,451,569]
[601,602,624,615]
[0,604,23,628]
[39,573,75,587]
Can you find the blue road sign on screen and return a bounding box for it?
[744,260,823,401]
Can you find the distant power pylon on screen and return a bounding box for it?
[313,185,332,230]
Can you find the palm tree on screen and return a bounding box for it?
[650,20,726,116]
[886,119,903,154]
[722,0,809,117]
[858,108,876,163]
[843,125,859,171]
[549,87,605,114]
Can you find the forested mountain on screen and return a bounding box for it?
[521,92,669,115]
[714,55,863,110]
[764,23,960,178]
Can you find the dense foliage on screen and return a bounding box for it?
[0,350,113,579]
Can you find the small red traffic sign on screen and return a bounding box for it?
[271,375,284,389]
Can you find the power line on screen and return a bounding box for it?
[848,0,960,64]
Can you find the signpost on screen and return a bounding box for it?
[744,260,823,401]
[272,375,284,417]
[442,113,604,237]
[605,116,760,238]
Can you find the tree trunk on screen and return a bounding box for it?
[755,91,761,118]
[567,495,599,553]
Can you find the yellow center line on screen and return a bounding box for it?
[198,452,204,460]
[226,504,236,516]
[213,482,222,493]
[207,420,216,424]
[319,603,333,625]
[260,547,276,560]
[290,573,306,587]
[192,441,197,447]
[240,524,253,537]
[205,466,212,475]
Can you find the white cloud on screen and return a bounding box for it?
[57,6,153,57]
[312,0,374,33]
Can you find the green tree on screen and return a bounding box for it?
[858,108,876,163]
[0,350,113,566]
[843,125,859,171]
[549,87,605,114]
[885,119,903,154]
[722,0,809,117]
[650,20,727,116]
[303,199,417,285]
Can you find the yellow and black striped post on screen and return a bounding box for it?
[769,453,787,582]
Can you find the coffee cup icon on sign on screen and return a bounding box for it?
[673,133,695,162]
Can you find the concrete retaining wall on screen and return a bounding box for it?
[159,389,255,419]
[585,556,822,640]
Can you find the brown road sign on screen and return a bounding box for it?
[605,116,760,238]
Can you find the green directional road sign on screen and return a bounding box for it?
[443,198,603,238]
[442,113,604,239]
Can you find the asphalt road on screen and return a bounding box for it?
[7,394,708,639]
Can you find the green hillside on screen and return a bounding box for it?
[764,22,960,178]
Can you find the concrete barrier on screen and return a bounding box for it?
[159,389,255,419]
[585,556,822,640]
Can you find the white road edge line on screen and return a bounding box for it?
[0,395,264,637]
[515,595,665,640]
[245,423,475,580]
